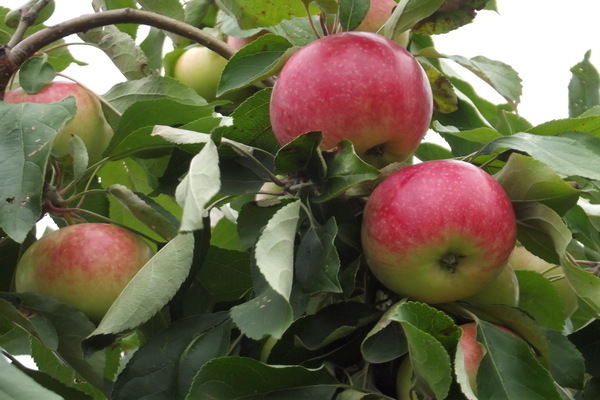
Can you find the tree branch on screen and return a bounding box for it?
[1,8,236,95]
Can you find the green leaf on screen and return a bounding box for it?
[0,98,76,243]
[186,356,338,399]
[237,200,289,249]
[479,131,600,180]
[383,0,444,38]
[339,0,370,31]
[270,15,324,46]
[569,50,600,118]
[422,62,458,114]
[562,256,600,317]
[412,0,489,35]
[473,321,562,400]
[565,206,600,256]
[515,270,566,331]
[435,124,503,156]
[68,134,89,182]
[196,246,252,302]
[295,218,342,294]
[88,233,194,337]
[527,114,600,138]
[313,140,379,202]
[218,33,294,96]
[543,329,585,389]
[112,313,231,400]
[569,320,600,376]
[515,202,572,265]
[17,55,56,94]
[213,88,280,153]
[138,0,184,20]
[414,142,454,161]
[494,153,580,216]
[217,0,316,29]
[175,139,221,232]
[274,131,327,183]
[0,356,63,400]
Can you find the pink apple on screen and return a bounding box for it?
[269,32,432,167]
[226,31,267,52]
[355,0,410,47]
[15,223,154,321]
[361,160,516,303]
[4,81,114,164]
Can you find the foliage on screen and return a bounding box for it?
[1,0,600,399]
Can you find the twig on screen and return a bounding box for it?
[7,0,54,48]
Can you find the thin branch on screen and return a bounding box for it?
[7,0,54,48]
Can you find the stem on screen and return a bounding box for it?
[2,8,236,94]
[222,140,287,188]
[7,0,53,48]
[302,3,321,39]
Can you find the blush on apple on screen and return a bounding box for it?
[361,160,517,303]
[4,81,114,164]
[269,31,432,167]
[356,0,410,47]
[15,223,154,322]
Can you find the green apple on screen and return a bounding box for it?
[15,223,154,321]
[4,81,114,164]
[361,160,517,303]
[463,265,519,307]
[173,46,228,101]
[508,245,579,318]
[270,32,432,167]
[395,356,419,400]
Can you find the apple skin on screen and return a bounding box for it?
[355,0,410,47]
[508,245,579,318]
[173,46,228,101]
[269,32,432,167]
[15,223,154,321]
[361,160,517,303]
[226,31,267,52]
[395,356,419,400]
[4,81,114,164]
[463,265,519,307]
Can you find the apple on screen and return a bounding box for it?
[15,223,153,321]
[355,0,410,47]
[395,356,419,400]
[462,265,519,307]
[173,46,228,101]
[4,81,114,164]
[269,32,432,167]
[361,160,516,303]
[226,30,267,52]
[508,245,579,318]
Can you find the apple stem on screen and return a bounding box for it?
[302,3,322,39]
[440,252,462,272]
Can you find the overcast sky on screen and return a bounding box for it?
[1,0,599,126]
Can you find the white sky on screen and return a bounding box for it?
[1,0,599,126]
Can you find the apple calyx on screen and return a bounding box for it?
[440,252,464,272]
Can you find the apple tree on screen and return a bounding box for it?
[2,0,600,399]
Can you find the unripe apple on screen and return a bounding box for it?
[355,0,410,47]
[463,265,519,307]
[269,32,432,167]
[361,160,516,303]
[4,81,114,164]
[508,245,579,318]
[173,46,228,101]
[395,356,419,400]
[15,223,153,321]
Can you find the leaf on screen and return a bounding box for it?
[422,62,458,114]
[213,88,280,153]
[543,329,585,389]
[108,184,180,240]
[479,131,600,180]
[527,114,600,138]
[112,313,232,400]
[88,232,194,337]
[137,0,184,20]
[17,55,56,94]
[79,25,148,80]
[411,0,489,35]
[515,270,566,331]
[274,131,327,183]
[494,153,580,216]
[339,0,370,31]
[515,202,572,265]
[218,33,294,96]
[236,200,290,249]
[474,321,562,400]
[270,15,323,47]
[68,134,89,182]
[186,356,338,399]
[139,27,166,70]
[313,140,379,202]
[383,0,444,38]
[255,200,301,299]
[569,320,600,377]
[434,123,503,156]
[569,50,600,118]
[217,0,315,29]
[0,98,76,243]
[414,142,454,161]
[561,256,600,316]
[0,356,63,400]
[196,246,252,302]
[175,139,221,232]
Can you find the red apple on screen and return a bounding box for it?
[355,0,410,47]
[269,32,432,167]
[361,160,516,303]
[463,265,519,307]
[226,31,267,52]
[173,46,228,102]
[4,81,114,164]
[15,223,153,321]
[508,245,579,318]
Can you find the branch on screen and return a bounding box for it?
[7,0,54,48]
[1,8,236,94]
